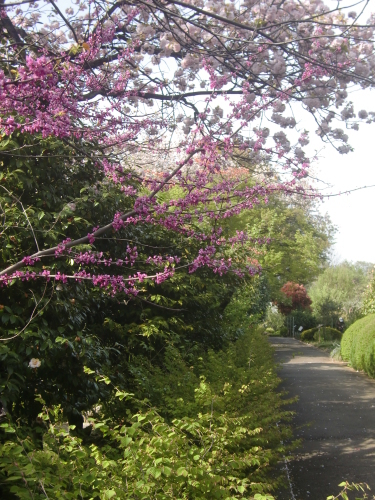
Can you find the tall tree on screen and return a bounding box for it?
[225,194,335,299]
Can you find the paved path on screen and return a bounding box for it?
[269,337,375,500]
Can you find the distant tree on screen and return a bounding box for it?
[309,261,372,326]
[277,282,312,315]
[362,265,375,316]
[264,304,285,332]
[222,194,335,301]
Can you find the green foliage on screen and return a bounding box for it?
[0,327,293,500]
[289,309,318,332]
[300,327,342,342]
[309,262,372,327]
[0,133,244,425]
[223,276,270,334]
[225,196,334,301]
[330,343,342,361]
[0,133,292,499]
[300,327,318,341]
[327,481,373,500]
[362,265,375,315]
[341,314,375,377]
[313,327,342,341]
[264,306,284,332]
[278,326,288,337]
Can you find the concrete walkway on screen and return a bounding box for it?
[269,337,375,500]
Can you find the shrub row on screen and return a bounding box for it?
[0,327,293,500]
[341,314,375,377]
[300,326,342,342]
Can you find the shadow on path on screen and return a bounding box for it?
[269,337,375,500]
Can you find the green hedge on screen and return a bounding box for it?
[341,314,375,377]
[313,327,342,341]
[300,327,342,342]
[300,327,318,341]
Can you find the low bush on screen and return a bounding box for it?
[279,326,289,337]
[300,327,342,342]
[313,327,342,341]
[300,327,318,341]
[341,314,375,377]
[0,328,293,500]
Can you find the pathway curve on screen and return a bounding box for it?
[269,337,375,500]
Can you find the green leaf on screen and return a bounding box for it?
[98,375,111,385]
[1,314,9,324]
[103,490,116,499]
[0,423,15,433]
[153,468,162,479]
[176,467,188,477]
[120,437,132,446]
[115,390,132,401]
[163,466,172,477]
[83,366,95,375]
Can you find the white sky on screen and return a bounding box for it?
[311,89,375,264]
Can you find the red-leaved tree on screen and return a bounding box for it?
[278,281,312,315]
[1,0,375,294]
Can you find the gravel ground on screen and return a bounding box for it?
[269,337,375,500]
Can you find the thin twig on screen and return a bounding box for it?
[0,283,53,341]
[0,185,40,252]
[137,296,186,311]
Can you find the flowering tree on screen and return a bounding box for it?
[0,0,375,294]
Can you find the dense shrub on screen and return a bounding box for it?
[300,327,318,341]
[291,309,318,331]
[278,326,289,337]
[300,327,342,342]
[0,327,293,500]
[341,314,375,377]
[313,327,342,341]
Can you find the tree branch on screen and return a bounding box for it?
[0,149,202,277]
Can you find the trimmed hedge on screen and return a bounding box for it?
[341,314,375,377]
[300,326,342,342]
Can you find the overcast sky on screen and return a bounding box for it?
[311,89,375,265]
